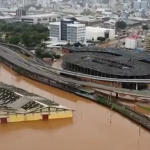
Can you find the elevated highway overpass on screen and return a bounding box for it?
[1,43,150,131]
[1,43,150,84]
[0,43,150,98]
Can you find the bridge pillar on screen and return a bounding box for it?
[116,93,118,99]
[135,83,138,90]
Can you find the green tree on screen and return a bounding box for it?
[142,25,149,30]
[21,32,33,47]
[97,37,106,42]
[74,42,83,47]
[8,35,20,45]
[115,21,127,29]
[0,21,49,49]
[35,43,47,57]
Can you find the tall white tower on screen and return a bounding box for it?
[37,0,50,8]
[0,0,4,8]
[109,0,116,8]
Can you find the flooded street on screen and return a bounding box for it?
[51,59,63,70]
[0,64,150,150]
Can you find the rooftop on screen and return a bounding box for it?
[75,15,96,22]
[67,23,85,27]
[86,27,115,32]
[50,22,60,25]
[0,82,71,114]
[21,13,58,18]
[62,47,150,78]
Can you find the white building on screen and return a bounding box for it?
[21,13,59,25]
[37,0,50,8]
[0,0,4,8]
[49,21,86,43]
[125,36,139,49]
[18,0,27,7]
[132,1,141,9]
[67,23,86,43]
[86,27,115,41]
[141,1,148,9]
[109,0,116,9]
[50,22,61,40]
[132,0,148,10]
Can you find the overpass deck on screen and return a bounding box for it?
[0,44,150,99]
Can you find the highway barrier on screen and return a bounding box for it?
[97,96,150,131]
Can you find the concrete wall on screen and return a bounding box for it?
[0,110,73,123]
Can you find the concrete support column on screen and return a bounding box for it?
[90,69,92,75]
[72,64,74,70]
[74,65,77,71]
[93,70,95,76]
[88,68,90,74]
[116,93,118,99]
[135,83,138,90]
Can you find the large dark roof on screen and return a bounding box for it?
[62,47,150,78]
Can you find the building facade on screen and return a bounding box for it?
[21,13,59,25]
[49,19,86,43]
[37,0,50,8]
[132,0,148,9]
[16,8,26,17]
[145,33,150,51]
[141,1,148,9]
[125,36,138,49]
[67,24,86,43]
[0,0,4,8]
[86,27,115,41]
[61,19,74,41]
[50,22,61,40]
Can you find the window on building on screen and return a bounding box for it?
[37,18,41,21]
[52,18,56,22]
[43,18,48,20]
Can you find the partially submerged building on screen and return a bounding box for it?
[0,83,73,123]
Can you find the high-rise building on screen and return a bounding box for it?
[109,0,116,8]
[50,22,61,40]
[37,0,50,8]
[132,1,141,9]
[67,24,86,43]
[132,0,148,9]
[50,19,86,43]
[141,1,148,9]
[61,19,74,41]
[16,8,27,17]
[0,0,4,8]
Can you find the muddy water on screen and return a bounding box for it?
[52,59,63,70]
[0,64,150,150]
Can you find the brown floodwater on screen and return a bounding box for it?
[0,64,150,150]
